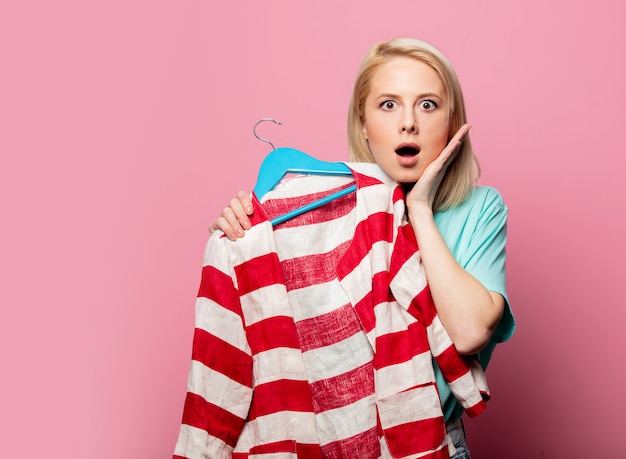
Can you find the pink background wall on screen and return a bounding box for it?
[1,1,624,457]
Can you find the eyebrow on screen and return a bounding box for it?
[375,92,444,101]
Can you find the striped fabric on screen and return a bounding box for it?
[173,163,489,459]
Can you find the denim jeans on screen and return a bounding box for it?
[447,419,472,459]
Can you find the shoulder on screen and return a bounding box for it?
[436,186,507,226]
[434,186,509,270]
[464,186,507,213]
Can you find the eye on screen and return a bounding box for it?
[419,100,437,111]
[380,100,398,111]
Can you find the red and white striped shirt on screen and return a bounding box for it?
[174,163,489,459]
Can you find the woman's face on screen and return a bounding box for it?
[362,57,450,184]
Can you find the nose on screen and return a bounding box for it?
[401,111,417,133]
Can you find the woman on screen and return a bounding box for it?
[210,37,515,458]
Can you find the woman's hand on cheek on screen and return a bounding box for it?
[208,190,254,241]
[406,123,471,210]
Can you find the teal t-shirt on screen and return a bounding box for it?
[431,186,516,422]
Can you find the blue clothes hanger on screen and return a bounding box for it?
[252,118,357,225]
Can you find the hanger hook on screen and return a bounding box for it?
[253,118,282,151]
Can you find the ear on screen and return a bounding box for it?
[362,122,368,140]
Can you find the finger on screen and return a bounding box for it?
[439,124,471,166]
[222,207,246,239]
[237,190,254,216]
[452,123,471,144]
[229,197,251,230]
[448,123,471,152]
[208,216,233,240]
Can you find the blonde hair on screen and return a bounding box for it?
[347,37,480,211]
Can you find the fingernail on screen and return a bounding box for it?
[246,206,253,214]
[243,221,251,230]
[236,228,245,237]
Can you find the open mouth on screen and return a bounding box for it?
[395,145,420,157]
